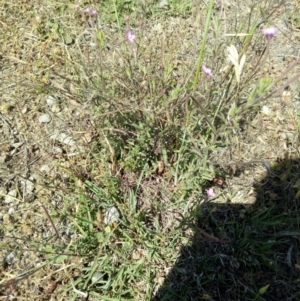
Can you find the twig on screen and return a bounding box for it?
[196,226,229,244]
[40,203,60,240]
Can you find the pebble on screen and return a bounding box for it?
[46,95,57,107]
[3,251,18,266]
[8,206,15,215]
[91,272,103,284]
[53,146,63,155]
[51,105,61,113]
[104,206,120,225]
[46,96,61,112]
[50,133,75,146]
[4,189,17,204]
[159,0,169,8]
[38,113,51,123]
[20,177,35,194]
[261,105,271,115]
[40,164,51,173]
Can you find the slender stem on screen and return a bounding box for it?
[190,96,217,135]
[240,72,300,116]
[113,0,121,30]
[193,0,215,89]
[40,203,60,240]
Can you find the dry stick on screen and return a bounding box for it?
[40,203,60,240]
[0,264,44,293]
[248,45,299,104]
[196,226,229,244]
[15,98,30,130]
[255,0,287,30]
[1,259,61,300]
[274,56,300,83]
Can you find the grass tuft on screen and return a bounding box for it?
[1,0,300,300]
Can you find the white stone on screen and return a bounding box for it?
[21,177,35,194]
[8,206,15,215]
[46,95,57,107]
[38,113,51,123]
[4,189,17,204]
[261,105,271,116]
[50,133,75,146]
[4,251,18,265]
[91,272,103,284]
[104,206,120,225]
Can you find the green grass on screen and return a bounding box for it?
[154,160,300,300]
[1,0,300,300]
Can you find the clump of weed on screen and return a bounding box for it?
[2,1,300,300]
[53,0,300,299]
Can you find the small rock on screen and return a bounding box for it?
[50,133,75,146]
[4,189,17,204]
[261,105,271,115]
[40,164,51,173]
[132,249,142,260]
[159,0,169,8]
[39,113,51,123]
[53,146,63,156]
[104,206,120,225]
[8,206,15,215]
[20,177,35,195]
[91,272,103,284]
[21,107,28,114]
[46,95,57,107]
[0,103,13,114]
[51,105,61,113]
[3,251,18,267]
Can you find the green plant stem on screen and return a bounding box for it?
[193,0,215,89]
[113,0,121,30]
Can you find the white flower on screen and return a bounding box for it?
[227,45,246,84]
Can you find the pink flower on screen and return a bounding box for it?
[125,15,130,22]
[202,65,214,78]
[261,26,278,39]
[206,188,216,198]
[125,30,136,43]
[84,7,97,16]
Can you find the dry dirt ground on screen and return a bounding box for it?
[0,0,300,300]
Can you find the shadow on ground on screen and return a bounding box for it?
[152,157,300,301]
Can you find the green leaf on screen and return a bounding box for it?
[54,255,69,263]
[258,284,270,295]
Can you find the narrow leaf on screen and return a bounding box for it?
[259,284,270,295]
